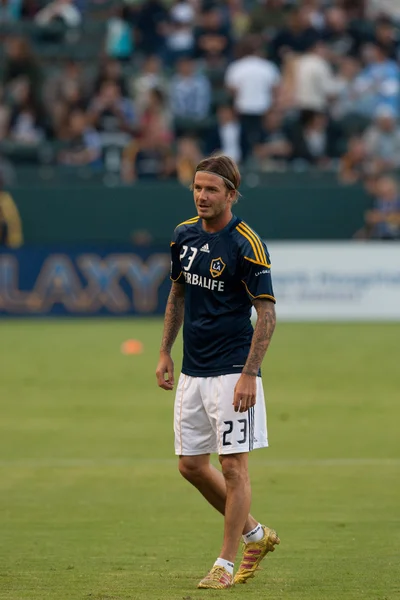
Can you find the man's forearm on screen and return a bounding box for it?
[160,284,185,353]
[242,300,276,376]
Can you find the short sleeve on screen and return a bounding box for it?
[170,230,185,284]
[241,252,275,302]
[236,222,275,302]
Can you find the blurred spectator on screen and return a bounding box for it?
[34,0,82,27]
[106,5,134,62]
[165,0,195,66]
[248,0,286,41]
[301,0,325,31]
[175,135,203,186]
[139,88,173,146]
[50,99,71,139]
[363,173,380,196]
[329,56,362,121]
[135,0,169,57]
[193,6,232,67]
[44,60,91,109]
[225,36,280,150]
[1,36,42,100]
[363,105,400,171]
[20,0,40,20]
[170,57,211,121]
[0,0,23,22]
[373,16,400,61]
[341,0,366,20]
[131,55,169,116]
[121,135,174,182]
[368,1,400,21]
[253,108,292,165]
[205,104,247,163]
[353,41,400,118]
[288,110,339,167]
[58,109,101,167]
[322,7,355,64]
[293,37,334,112]
[270,6,317,65]
[6,79,46,144]
[94,58,128,95]
[339,136,369,184]
[274,51,296,111]
[45,76,87,141]
[358,175,400,239]
[88,80,136,135]
[226,0,250,41]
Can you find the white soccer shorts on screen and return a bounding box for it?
[174,373,268,456]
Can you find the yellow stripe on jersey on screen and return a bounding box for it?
[175,216,200,228]
[236,223,261,263]
[241,280,276,302]
[241,223,268,264]
[170,271,183,282]
[170,242,176,246]
[239,222,268,265]
[236,223,266,264]
[244,255,271,268]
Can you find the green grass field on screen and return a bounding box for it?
[0,319,399,600]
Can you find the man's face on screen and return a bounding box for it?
[177,58,193,77]
[203,9,220,29]
[101,82,119,104]
[377,177,398,201]
[70,112,86,135]
[145,56,160,74]
[362,43,382,64]
[193,172,234,221]
[326,8,346,32]
[376,23,393,44]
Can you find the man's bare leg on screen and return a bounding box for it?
[178,454,258,536]
[218,453,251,562]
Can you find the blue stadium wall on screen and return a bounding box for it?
[0,246,171,317]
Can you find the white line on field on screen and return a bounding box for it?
[0,458,399,468]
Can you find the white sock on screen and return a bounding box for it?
[243,523,264,544]
[214,557,234,575]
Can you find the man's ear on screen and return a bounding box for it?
[229,190,237,205]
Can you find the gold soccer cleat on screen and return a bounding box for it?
[197,565,233,589]
[234,525,280,585]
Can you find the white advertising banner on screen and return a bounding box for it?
[267,242,400,321]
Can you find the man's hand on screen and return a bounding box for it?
[233,373,257,413]
[156,351,175,391]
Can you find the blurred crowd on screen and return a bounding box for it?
[1,0,400,238]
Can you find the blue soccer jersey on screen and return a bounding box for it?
[170,214,275,377]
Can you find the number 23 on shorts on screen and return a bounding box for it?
[222,419,248,446]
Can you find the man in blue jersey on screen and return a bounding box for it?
[156,155,279,589]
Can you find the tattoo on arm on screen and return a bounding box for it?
[160,283,185,353]
[242,299,276,376]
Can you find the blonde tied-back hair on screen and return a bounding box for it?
[191,154,242,203]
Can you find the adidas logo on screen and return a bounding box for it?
[200,243,210,253]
